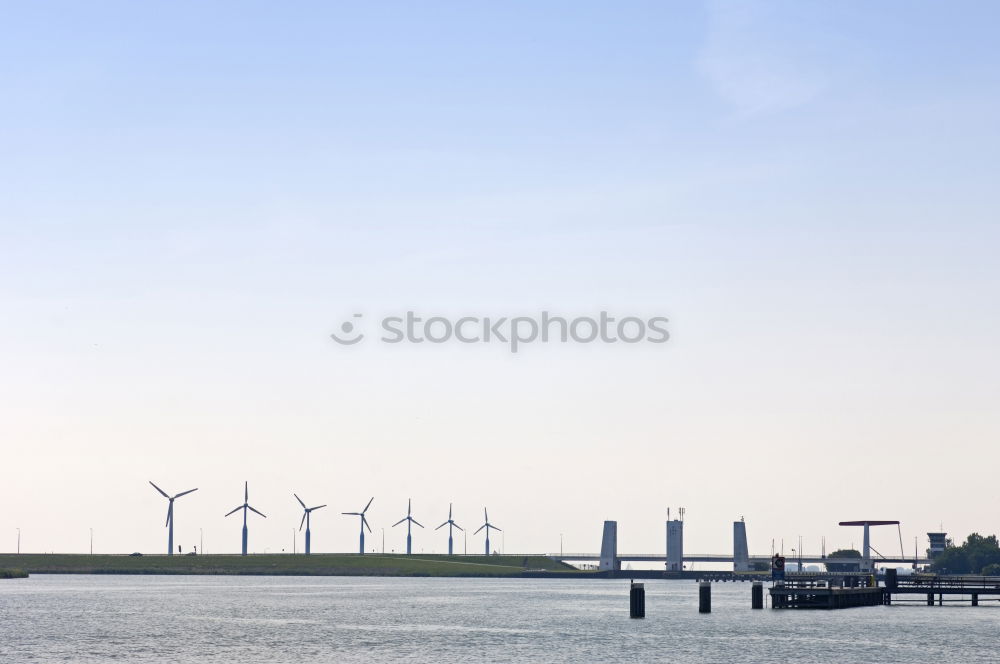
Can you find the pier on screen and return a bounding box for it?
[886,573,1000,606]
[770,577,884,609]
[769,572,1000,609]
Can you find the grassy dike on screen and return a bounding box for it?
[1,568,29,579]
[0,553,582,577]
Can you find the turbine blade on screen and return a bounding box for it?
[149,481,169,498]
[484,508,488,522]
[225,506,242,517]
[436,521,448,530]
[174,488,198,499]
[342,512,360,516]
[362,515,372,532]
[363,496,374,513]
[492,526,502,532]
[244,481,248,502]
[474,525,485,535]
[294,493,306,508]
[454,523,464,532]
[165,503,173,527]
[312,505,327,511]
[392,518,406,527]
[247,504,266,518]
[300,513,306,531]
[407,498,411,515]
[412,519,424,528]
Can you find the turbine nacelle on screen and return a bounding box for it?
[435,502,463,532]
[295,493,327,531]
[343,496,374,533]
[474,507,501,554]
[149,481,198,528]
[392,498,424,529]
[473,507,501,536]
[225,482,267,519]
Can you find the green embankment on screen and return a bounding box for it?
[0,568,29,579]
[0,554,580,577]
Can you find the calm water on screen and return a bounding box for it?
[1,575,997,663]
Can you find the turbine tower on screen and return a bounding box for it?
[474,507,501,556]
[149,481,197,556]
[342,497,374,555]
[392,498,424,555]
[294,493,327,555]
[435,503,463,555]
[224,481,266,555]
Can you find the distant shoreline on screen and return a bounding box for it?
[0,568,29,579]
[0,554,773,580]
[0,553,585,578]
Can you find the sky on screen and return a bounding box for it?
[1,1,999,560]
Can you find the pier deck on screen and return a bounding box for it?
[887,574,1000,605]
[770,583,885,609]
[770,573,1000,609]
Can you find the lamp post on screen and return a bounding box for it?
[90,528,93,555]
[17,528,21,554]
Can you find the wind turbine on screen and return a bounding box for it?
[342,497,373,555]
[149,481,197,556]
[294,493,326,555]
[392,498,424,555]
[224,481,266,555]
[435,503,463,555]
[474,507,501,556]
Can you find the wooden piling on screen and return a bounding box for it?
[629,581,645,618]
[699,581,711,613]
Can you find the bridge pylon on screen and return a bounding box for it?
[600,521,620,571]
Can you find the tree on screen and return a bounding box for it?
[930,533,1000,574]
[825,549,862,572]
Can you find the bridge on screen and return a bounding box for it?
[549,552,930,566]
[566,518,934,573]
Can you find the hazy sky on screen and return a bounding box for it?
[2,1,999,560]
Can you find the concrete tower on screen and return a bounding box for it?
[733,519,750,572]
[599,521,620,571]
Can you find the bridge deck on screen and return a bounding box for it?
[551,553,929,565]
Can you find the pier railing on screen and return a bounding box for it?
[894,574,1000,591]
